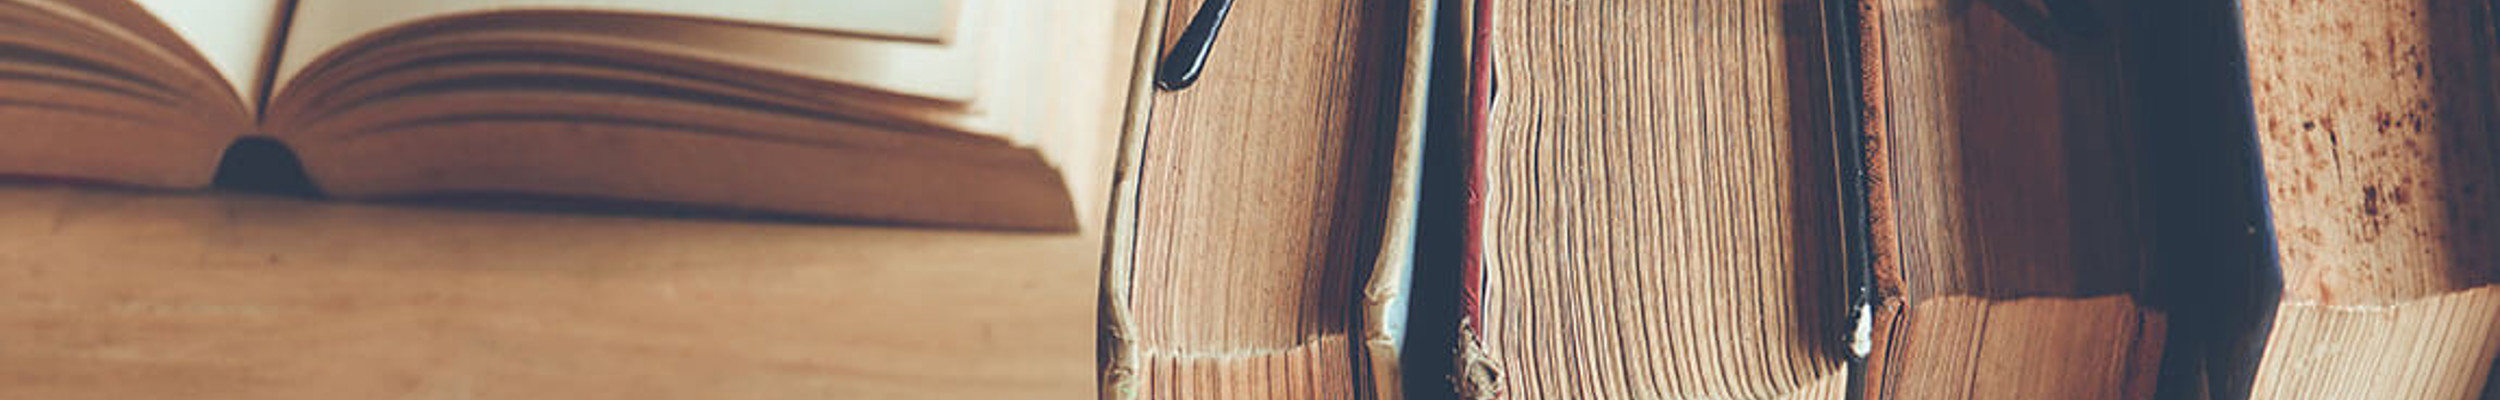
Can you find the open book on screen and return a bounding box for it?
[3,0,1088,230]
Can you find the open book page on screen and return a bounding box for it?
[960,0,1033,143]
[273,0,977,102]
[128,0,285,105]
[291,0,956,42]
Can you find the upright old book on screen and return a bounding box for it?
[2238,0,2500,397]
[1450,0,1854,398]
[2,0,1098,230]
[1855,0,2167,398]
[1098,0,1433,399]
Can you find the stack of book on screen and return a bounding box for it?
[2,0,2493,398]
[1099,0,2498,399]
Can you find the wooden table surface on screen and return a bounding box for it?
[0,186,1103,399]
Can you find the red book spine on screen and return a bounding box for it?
[1457,0,1494,338]
[1453,1,1501,398]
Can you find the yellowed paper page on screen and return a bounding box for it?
[275,0,979,101]
[129,0,286,104]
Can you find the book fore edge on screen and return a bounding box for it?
[1096,0,1169,399]
[1096,1,1435,398]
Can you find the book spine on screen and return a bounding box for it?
[1099,1,1174,399]
[1819,0,1873,364]
[1453,0,1499,398]
[1362,2,1441,400]
[1456,0,1492,337]
[1853,1,1910,398]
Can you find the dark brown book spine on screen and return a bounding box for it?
[1854,1,1909,398]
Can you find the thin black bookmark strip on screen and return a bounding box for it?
[1821,0,1872,371]
[1155,0,1234,91]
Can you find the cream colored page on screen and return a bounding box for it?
[129,0,286,105]
[275,0,979,101]
[290,0,954,43]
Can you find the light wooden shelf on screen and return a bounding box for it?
[0,185,1099,399]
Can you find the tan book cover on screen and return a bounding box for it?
[2239,0,2500,397]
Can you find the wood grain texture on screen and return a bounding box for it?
[1471,0,1847,398]
[2241,0,2500,396]
[0,186,1100,400]
[1119,0,1410,398]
